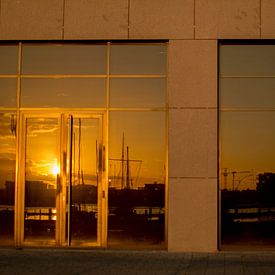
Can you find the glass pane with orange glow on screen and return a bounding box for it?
[0,113,16,244]
[0,79,17,108]
[110,78,166,108]
[22,44,107,75]
[108,111,166,249]
[110,44,167,75]
[220,78,275,109]
[21,78,106,108]
[69,118,100,243]
[220,43,275,249]
[220,112,275,247]
[0,45,18,74]
[220,45,275,77]
[24,118,58,242]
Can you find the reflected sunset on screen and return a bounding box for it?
[50,159,59,176]
[220,43,275,248]
[0,42,167,248]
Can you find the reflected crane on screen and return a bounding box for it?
[235,173,254,190]
[223,168,251,190]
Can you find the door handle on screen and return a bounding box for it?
[102,145,106,172]
[56,173,61,194]
[98,144,106,172]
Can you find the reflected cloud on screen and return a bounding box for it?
[27,123,58,136]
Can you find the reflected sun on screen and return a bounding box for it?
[50,159,60,175]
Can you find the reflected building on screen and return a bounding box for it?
[0,1,275,252]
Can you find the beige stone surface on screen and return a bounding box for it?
[168,178,218,252]
[129,0,194,39]
[261,0,275,38]
[168,40,217,108]
[208,109,218,178]
[195,0,260,39]
[64,0,128,39]
[0,0,63,40]
[169,109,217,178]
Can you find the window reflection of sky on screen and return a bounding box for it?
[0,43,167,188]
[220,44,275,190]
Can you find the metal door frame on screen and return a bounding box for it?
[15,110,107,248]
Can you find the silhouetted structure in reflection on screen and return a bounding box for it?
[108,182,165,244]
[257,173,275,205]
[221,172,275,246]
[0,181,14,238]
[2,179,165,244]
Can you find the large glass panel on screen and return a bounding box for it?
[24,118,58,242]
[0,46,18,74]
[0,113,16,244]
[69,117,100,243]
[221,112,275,247]
[108,111,166,249]
[220,78,275,109]
[22,45,107,75]
[220,45,275,76]
[110,45,167,75]
[21,79,106,108]
[220,43,275,249]
[0,79,17,108]
[110,78,166,108]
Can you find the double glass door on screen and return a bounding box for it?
[16,112,106,247]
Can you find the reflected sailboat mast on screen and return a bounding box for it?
[73,132,76,185]
[96,140,99,187]
[121,133,125,189]
[78,118,81,185]
[126,146,130,189]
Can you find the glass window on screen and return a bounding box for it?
[0,42,167,249]
[220,78,275,109]
[0,79,17,108]
[21,78,106,108]
[220,43,275,249]
[69,117,100,243]
[0,112,16,244]
[22,45,107,75]
[220,45,275,77]
[110,44,167,75]
[108,111,166,248]
[110,78,166,108]
[221,112,275,178]
[24,118,58,242]
[0,46,18,74]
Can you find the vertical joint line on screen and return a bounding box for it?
[107,43,110,110]
[128,0,130,39]
[62,0,66,40]
[259,0,262,38]
[17,43,22,110]
[193,0,196,39]
[0,0,2,25]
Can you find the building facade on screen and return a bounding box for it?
[0,0,275,252]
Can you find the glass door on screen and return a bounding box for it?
[17,112,106,247]
[66,115,105,246]
[22,115,60,244]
